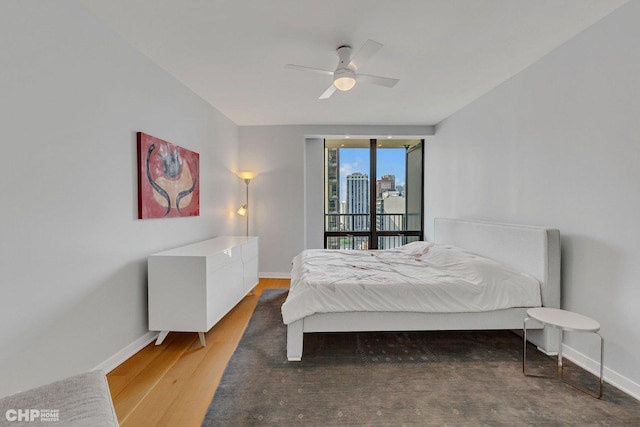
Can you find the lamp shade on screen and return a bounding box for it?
[237,204,247,216]
[237,170,256,181]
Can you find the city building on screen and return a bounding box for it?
[376,191,406,249]
[346,172,369,232]
[325,147,340,238]
[376,174,395,197]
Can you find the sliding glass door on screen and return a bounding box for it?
[324,138,423,250]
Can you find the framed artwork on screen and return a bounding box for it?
[137,132,200,219]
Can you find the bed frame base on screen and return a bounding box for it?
[287,309,557,361]
[286,218,561,362]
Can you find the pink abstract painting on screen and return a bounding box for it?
[137,132,200,219]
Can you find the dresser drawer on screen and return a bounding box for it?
[206,248,234,273]
[241,239,258,262]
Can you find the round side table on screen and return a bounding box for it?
[523,307,604,398]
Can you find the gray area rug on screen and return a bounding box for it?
[203,290,640,426]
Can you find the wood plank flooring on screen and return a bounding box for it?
[107,278,289,427]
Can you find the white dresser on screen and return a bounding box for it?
[148,236,259,346]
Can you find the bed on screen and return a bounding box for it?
[281,218,561,361]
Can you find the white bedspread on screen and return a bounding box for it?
[281,241,541,325]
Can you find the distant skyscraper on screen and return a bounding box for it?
[346,172,369,231]
[376,174,395,197]
[325,147,340,233]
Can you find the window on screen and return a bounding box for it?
[324,138,423,249]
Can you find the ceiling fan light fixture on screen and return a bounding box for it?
[285,40,397,99]
[334,76,356,91]
[333,69,356,91]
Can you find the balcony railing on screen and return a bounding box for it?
[326,235,370,250]
[325,234,420,250]
[325,213,419,232]
[324,213,421,250]
[325,213,370,232]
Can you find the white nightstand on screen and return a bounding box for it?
[523,307,604,398]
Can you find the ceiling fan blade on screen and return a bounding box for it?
[348,39,383,71]
[319,84,337,99]
[357,74,399,88]
[285,64,333,76]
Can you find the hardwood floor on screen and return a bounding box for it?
[107,278,290,427]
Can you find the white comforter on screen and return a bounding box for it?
[281,241,541,325]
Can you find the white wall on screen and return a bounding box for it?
[238,125,433,276]
[426,2,640,397]
[0,1,241,397]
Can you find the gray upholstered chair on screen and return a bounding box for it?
[0,370,119,426]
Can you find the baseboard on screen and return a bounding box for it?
[563,344,640,401]
[259,272,291,279]
[93,331,159,374]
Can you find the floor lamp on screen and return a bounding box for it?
[237,171,255,237]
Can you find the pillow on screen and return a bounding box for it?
[396,240,432,255]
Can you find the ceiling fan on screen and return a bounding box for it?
[285,39,399,99]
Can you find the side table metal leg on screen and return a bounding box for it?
[523,317,551,379]
[557,330,604,399]
[557,327,563,379]
[597,333,604,399]
[523,317,530,375]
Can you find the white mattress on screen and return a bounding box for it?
[281,241,542,325]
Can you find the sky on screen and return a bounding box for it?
[338,147,405,202]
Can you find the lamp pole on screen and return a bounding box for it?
[237,171,255,237]
[244,178,250,237]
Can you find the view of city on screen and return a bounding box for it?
[325,140,422,250]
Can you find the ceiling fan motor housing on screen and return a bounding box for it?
[336,45,352,66]
[334,45,356,90]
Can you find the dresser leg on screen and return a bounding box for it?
[198,332,206,347]
[155,331,169,345]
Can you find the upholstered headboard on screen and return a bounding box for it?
[434,218,561,309]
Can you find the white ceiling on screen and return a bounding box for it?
[80,0,626,126]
